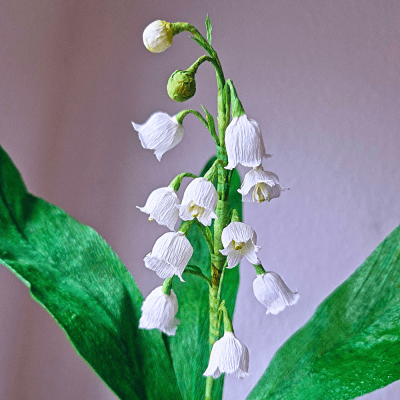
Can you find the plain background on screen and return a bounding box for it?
[1,0,400,399]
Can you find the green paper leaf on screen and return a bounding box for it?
[248,224,400,400]
[201,105,217,141]
[0,145,182,400]
[206,14,212,45]
[190,36,210,53]
[168,156,242,400]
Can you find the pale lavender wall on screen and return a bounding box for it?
[1,1,399,399]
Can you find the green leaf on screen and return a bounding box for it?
[201,105,217,141]
[0,145,182,400]
[190,36,210,53]
[248,224,400,400]
[168,156,242,400]
[205,14,212,45]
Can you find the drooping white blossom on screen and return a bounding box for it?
[177,177,218,226]
[132,112,184,161]
[143,20,174,53]
[203,332,249,379]
[253,272,299,315]
[139,286,180,335]
[220,222,260,268]
[238,166,283,203]
[225,114,271,170]
[144,232,193,281]
[137,186,180,231]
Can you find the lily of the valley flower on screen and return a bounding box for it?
[139,286,180,335]
[220,222,260,268]
[253,271,299,315]
[132,112,184,161]
[143,20,174,53]
[203,332,249,379]
[225,114,271,170]
[137,186,180,231]
[238,166,283,203]
[178,177,218,226]
[144,231,193,281]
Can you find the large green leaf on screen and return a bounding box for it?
[0,145,182,400]
[168,156,242,400]
[248,224,400,400]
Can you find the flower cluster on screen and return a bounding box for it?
[133,19,299,385]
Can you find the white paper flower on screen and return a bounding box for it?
[177,177,218,226]
[203,332,249,379]
[225,114,271,170]
[238,166,283,203]
[132,112,184,161]
[253,272,299,315]
[220,222,260,268]
[143,20,174,53]
[144,232,193,281]
[137,186,180,231]
[139,286,180,335]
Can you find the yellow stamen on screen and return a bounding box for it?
[232,240,246,250]
[252,183,267,203]
[188,200,205,218]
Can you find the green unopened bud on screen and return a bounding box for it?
[167,70,196,102]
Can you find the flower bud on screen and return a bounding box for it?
[139,286,180,335]
[253,271,299,315]
[238,166,284,203]
[220,222,260,268]
[143,20,174,53]
[203,332,249,379]
[178,177,218,226]
[137,186,180,231]
[144,232,193,281]
[132,112,184,161]
[225,115,271,170]
[167,70,196,102]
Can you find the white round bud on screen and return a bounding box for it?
[143,20,174,53]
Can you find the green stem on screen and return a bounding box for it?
[183,268,212,286]
[205,377,214,400]
[176,109,219,146]
[176,109,208,128]
[178,220,194,235]
[226,79,245,118]
[204,159,223,182]
[187,55,220,75]
[194,219,214,255]
[219,302,234,333]
[170,21,233,400]
[253,263,266,275]
[161,277,173,295]
[169,172,198,191]
[172,23,225,90]
[217,260,228,302]
[206,144,232,400]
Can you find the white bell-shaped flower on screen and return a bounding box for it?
[144,232,193,281]
[177,177,218,226]
[225,114,271,170]
[203,332,249,379]
[220,222,260,268]
[132,112,184,161]
[143,20,174,53]
[137,186,180,231]
[238,166,283,203]
[253,272,299,315]
[139,286,180,335]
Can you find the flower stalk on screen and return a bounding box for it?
[137,16,297,400]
